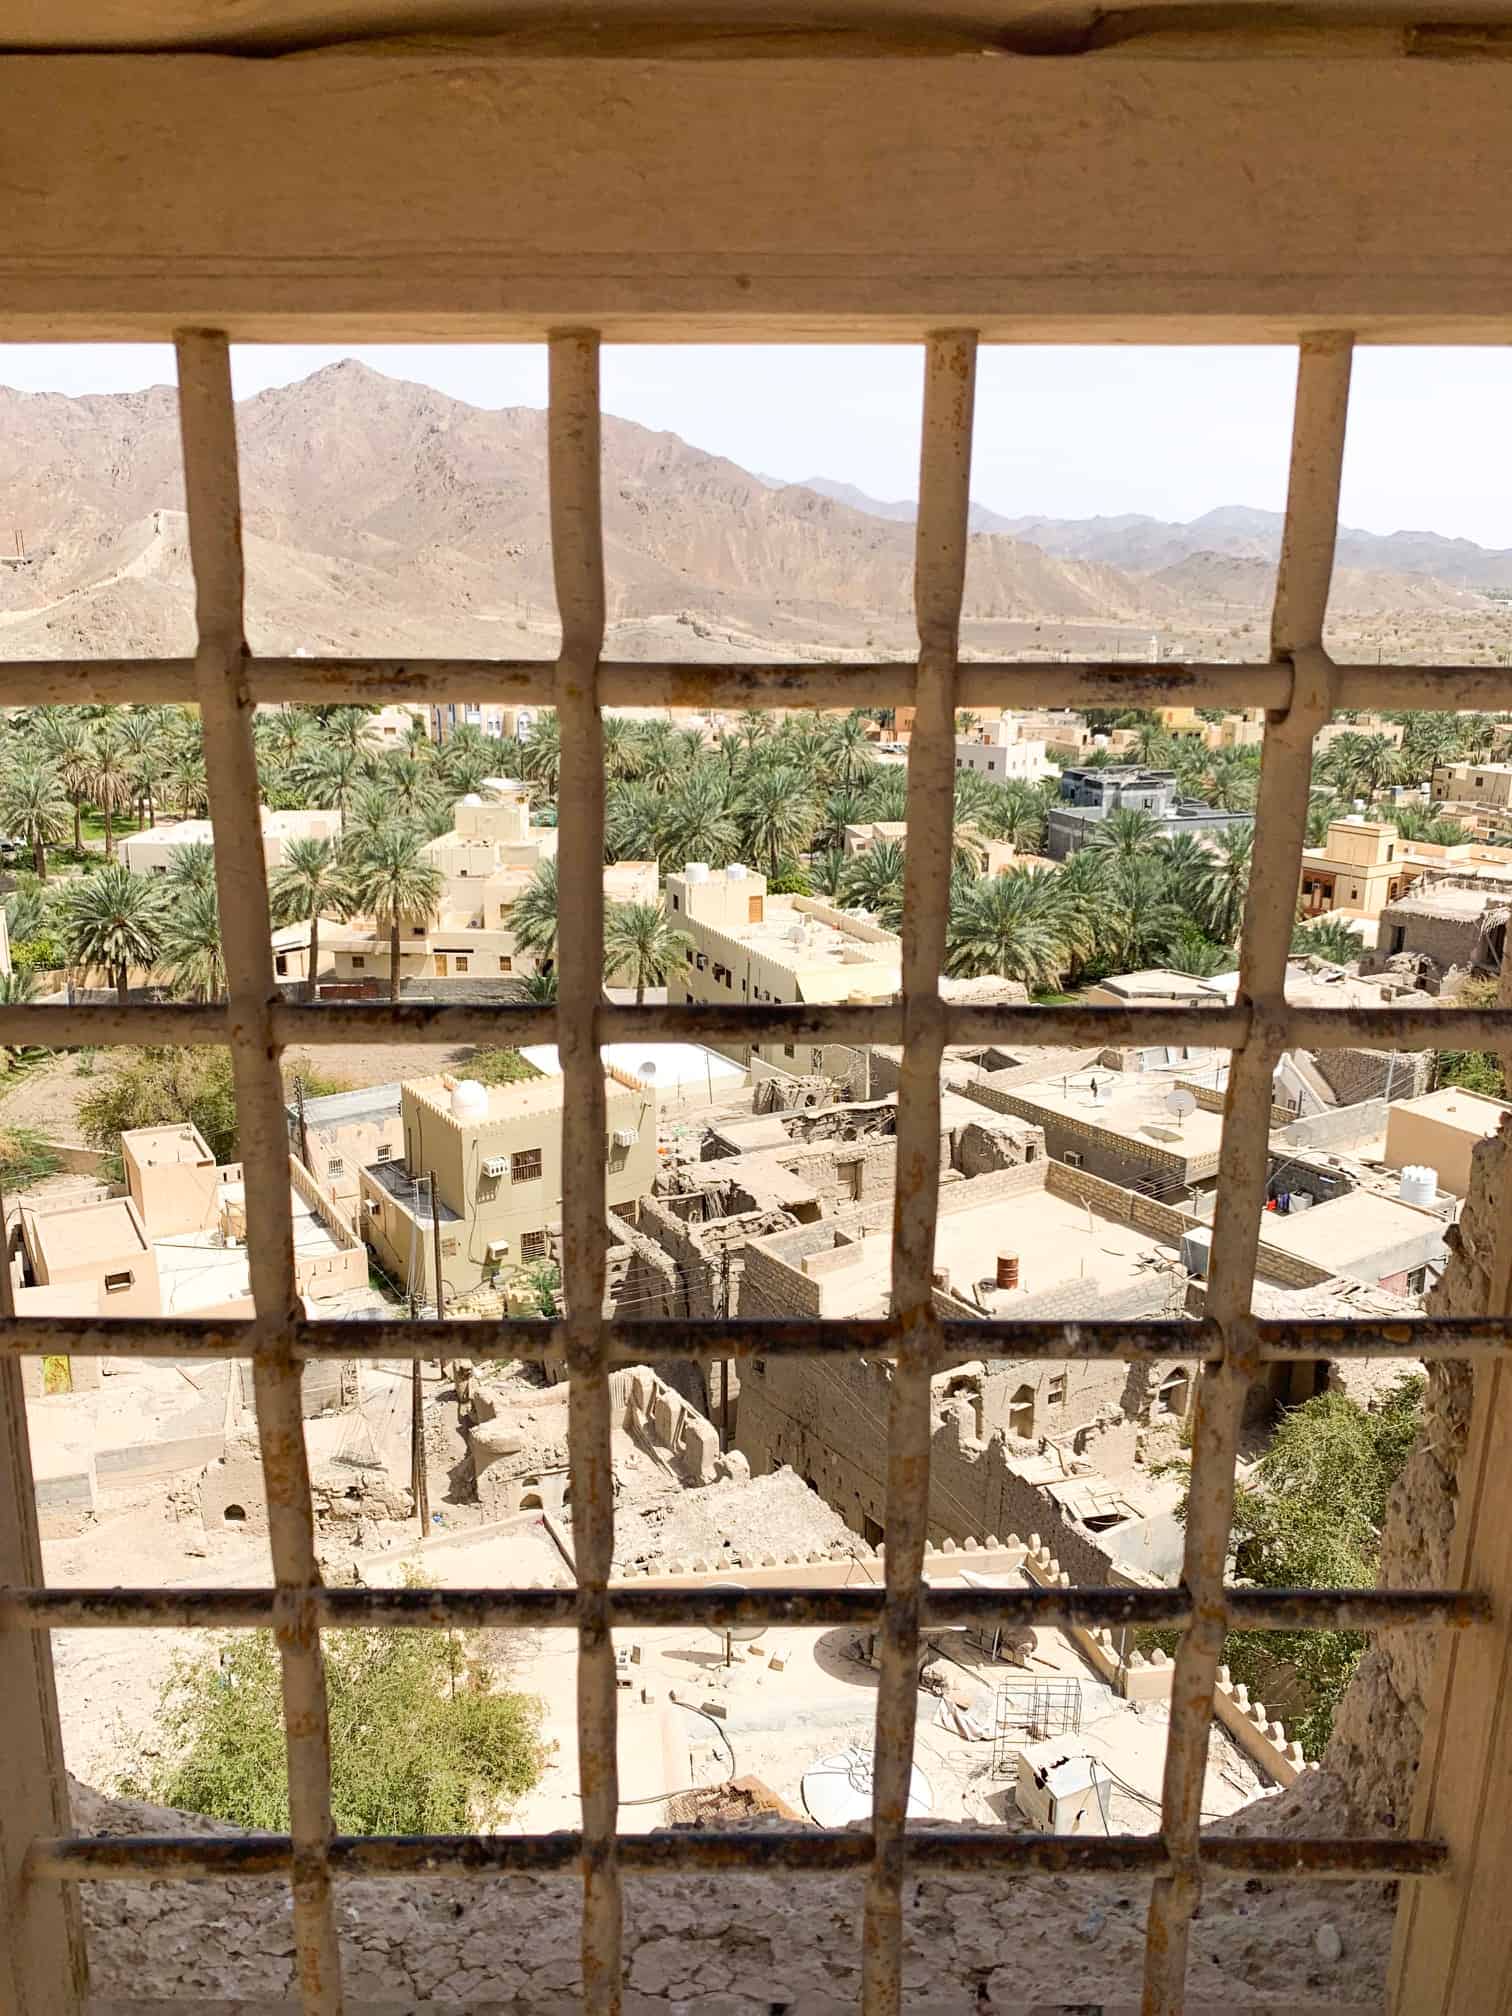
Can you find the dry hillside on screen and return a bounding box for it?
[0,359,1502,666]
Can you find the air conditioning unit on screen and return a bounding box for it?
[612,1127,639,1149]
[482,1156,508,1178]
[363,1200,380,1218]
[487,1238,510,1259]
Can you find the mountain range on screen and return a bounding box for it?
[0,360,1496,671]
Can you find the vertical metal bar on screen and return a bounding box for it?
[1387,947,1512,2013]
[863,332,976,2016]
[0,1170,86,2016]
[548,332,618,2016]
[175,331,344,2016]
[1140,336,1350,2016]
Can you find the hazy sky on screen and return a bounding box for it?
[3,342,1509,548]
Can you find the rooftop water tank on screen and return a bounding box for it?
[1181,1226,1212,1279]
[450,1078,489,1123]
[1400,1164,1439,1208]
[683,861,710,884]
[727,862,748,881]
[461,792,483,806]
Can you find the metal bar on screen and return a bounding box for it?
[26,1830,1449,1884]
[548,330,621,2016]
[7,654,1512,715]
[6,997,1512,1057]
[1142,335,1352,2016]
[5,1312,1506,1366]
[1,1583,1484,1634]
[174,330,344,2016]
[0,1149,85,2016]
[864,331,977,2016]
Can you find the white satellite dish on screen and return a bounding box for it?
[801,1745,933,1828]
[703,1583,766,1664]
[638,1059,658,1082]
[1166,1088,1198,1118]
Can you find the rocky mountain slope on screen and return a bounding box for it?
[0,359,1493,665]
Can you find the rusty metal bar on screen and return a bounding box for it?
[27,1829,1448,1884]
[175,330,344,2016]
[1142,336,1352,2016]
[5,996,1512,1058]
[7,1312,1511,1365]
[1,1582,1483,1633]
[547,331,621,2016]
[9,652,1512,716]
[862,331,976,2016]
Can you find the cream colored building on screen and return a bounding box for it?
[17,1196,160,1319]
[1383,1085,1512,1198]
[1204,709,1266,751]
[666,863,900,1079]
[324,786,657,985]
[1313,714,1405,757]
[121,806,342,877]
[1298,817,1409,920]
[954,717,1053,780]
[1430,761,1512,815]
[363,703,431,748]
[359,1068,658,1303]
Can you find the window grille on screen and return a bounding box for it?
[511,1148,544,1184]
[0,327,1508,2016]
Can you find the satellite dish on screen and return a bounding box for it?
[638,1060,658,1082]
[801,1745,933,1828]
[704,1583,766,1664]
[1166,1088,1198,1118]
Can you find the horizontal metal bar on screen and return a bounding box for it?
[5,653,1512,717]
[27,1829,1448,1883]
[5,1314,1509,1364]
[6,996,1512,1059]
[10,1310,1512,1367]
[2,1583,1483,1634]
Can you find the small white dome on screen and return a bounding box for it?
[450,1078,489,1122]
[461,792,483,806]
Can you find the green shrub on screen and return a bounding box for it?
[466,1047,542,1087]
[0,1127,61,1191]
[79,1048,351,1166]
[118,1624,543,1834]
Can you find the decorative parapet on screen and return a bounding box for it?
[1020,1541,1315,1786]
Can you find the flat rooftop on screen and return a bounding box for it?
[292,1082,403,1129]
[122,1123,213,1167]
[1258,1187,1443,1270]
[1387,1085,1512,1135]
[1007,1070,1226,1166]
[27,1197,147,1271]
[520,1041,743,1091]
[1390,879,1512,918]
[1089,969,1229,1003]
[155,1187,353,1314]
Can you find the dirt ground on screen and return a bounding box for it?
[1,1039,494,1144]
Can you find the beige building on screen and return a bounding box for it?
[1298,817,1409,920]
[287,1082,404,1219]
[1383,1085,1512,1198]
[1313,714,1405,757]
[1204,709,1266,751]
[666,864,900,1079]
[1430,760,1512,815]
[120,806,342,877]
[326,788,656,985]
[954,717,1053,781]
[360,1068,658,1304]
[17,1196,160,1319]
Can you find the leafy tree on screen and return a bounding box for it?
[31,710,95,855]
[159,884,226,1003]
[823,710,877,791]
[839,840,907,930]
[117,1623,542,1834]
[737,761,820,878]
[1165,924,1233,979]
[507,856,560,973]
[268,837,354,1002]
[466,1048,542,1086]
[517,968,558,1003]
[89,718,134,859]
[1085,806,1164,864]
[61,863,165,1003]
[603,900,693,1004]
[165,840,218,898]
[521,709,562,797]
[0,762,70,878]
[80,1047,243,1163]
[1098,857,1186,972]
[652,766,738,874]
[1193,825,1254,943]
[945,868,1087,988]
[1291,918,1365,964]
[1434,975,1506,1097]
[345,822,443,1003]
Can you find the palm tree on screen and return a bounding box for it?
[823,712,877,792]
[862,767,909,824]
[319,707,380,760]
[738,762,820,877]
[61,863,165,1003]
[165,840,218,897]
[521,710,562,798]
[378,749,444,824]
[1292,918,1364,963]
[839,840,907,930]
[0,763,70,879]
[1193,826,1254,943]
[89,720,133,858]
[599,715,642,783]
[809,846,847,898]
[345,822,443,1002]
[1101,857,1187,971]
[1086,807,1164,864]
[605,780,661,864]
[117,707,169,828]
[160,884,226,1002]
[944,869,1080,988]
[435,723,498,799]
[506,857,561,973]
[1132,722,1177,766]
[269,837,354,1001]
[32,710,94,856]
[603,901,693,1004]
[294,739,364,819]
[516,968,558,1003]
[980,782,1048,856]
[1154,830,1213,909]
[653,767,738,875]
[1207,751,1261,812]
[1166,924,1234,979]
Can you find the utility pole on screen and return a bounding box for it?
[429,1169,445,1323]
[293,1074,310,1174]
[409,1283,429,1533]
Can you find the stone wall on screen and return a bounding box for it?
[1313,1046,1433,1108]
[1272,1097,1390,1155]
